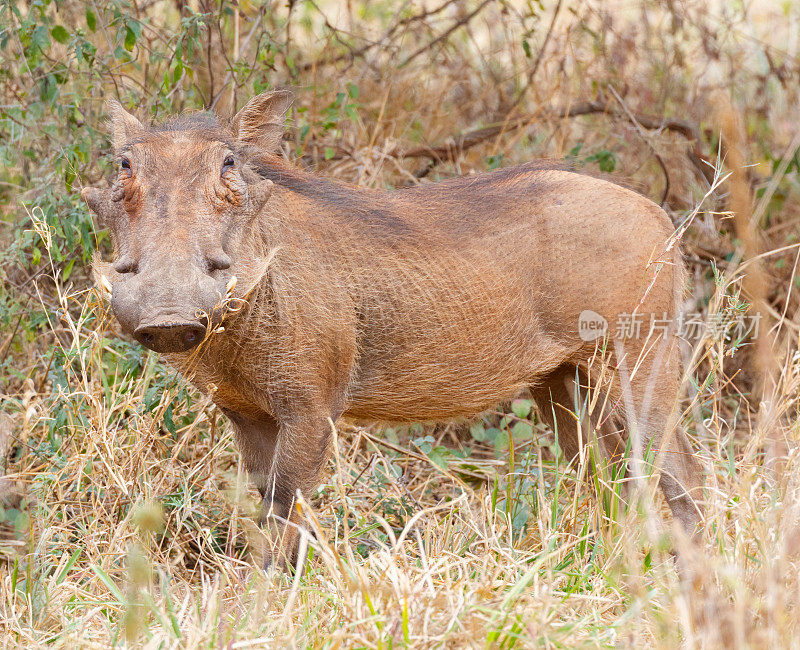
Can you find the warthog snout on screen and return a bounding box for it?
[110,262,224,354]
[134,319,206,353]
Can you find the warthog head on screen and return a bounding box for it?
[83,91,292,353]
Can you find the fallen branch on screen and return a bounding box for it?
[300,98,714,192]
[401,99,713,184]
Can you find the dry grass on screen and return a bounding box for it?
[1,0,800,647]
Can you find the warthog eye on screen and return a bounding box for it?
[222,155,235,175]
[120,158,131,177]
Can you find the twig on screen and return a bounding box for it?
[607,85,671,206]
[399,0,495,68]
[0,312,25,364]
[209,12,265,111]
[513,0,564,109]
[358,429,475,487]
[137,0,166,10]
[299,0,462,71]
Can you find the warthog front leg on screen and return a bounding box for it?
[224,408,333,570]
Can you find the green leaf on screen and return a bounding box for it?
[347,82,359,99]
[51,26,70,45]
[172,60,184,84]
[493,431,509,453]
[511,421,534,442]
[414,436,433,454]
[55,549,82,585]
[522,39,532,57]
[31,25,50,52]
[40,75,58,104]
[511,507,529,531]
[86,8,97,32]
[324,147,335,160]
[62,258,75,282]
[469,422,486,442]
[128,19,143,39]
[486,154,504,170]
[90,564,125,603]
[124,26,137,51]
[163,405,176,435]
[384,427,399,446]
[402,599,410,643]
[428,447,448,468]
[12,510,28,532]
[511,399,532,419]
[586,150,617,172]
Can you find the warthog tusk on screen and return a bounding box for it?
[226,275,237,294]
[100,274,113,295]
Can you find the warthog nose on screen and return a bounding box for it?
[133,321,206,353]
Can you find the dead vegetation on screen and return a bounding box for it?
[1,0,800,647]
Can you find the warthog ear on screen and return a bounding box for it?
[106,98,144,150]
[232,90,294,152]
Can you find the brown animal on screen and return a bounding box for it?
[82,91,703,569]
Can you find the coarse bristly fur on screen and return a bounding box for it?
[84,91,703,570]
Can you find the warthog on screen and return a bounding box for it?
[83,90,703,569]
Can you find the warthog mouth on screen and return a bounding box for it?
[133,318,208,353]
